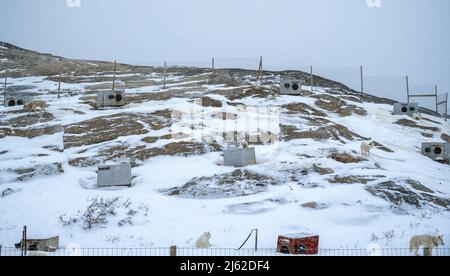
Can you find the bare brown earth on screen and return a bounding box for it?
[313,94,368,117]
[69,140,223,167]
[211,87,274,101]
[313,164,334,175]
[441,133,450,143]
[328,175,385,185]
[281,122,368,144]
[366,179,450,209]
[9,162,64,182]
[283,102,327,117]
[197,96,223,108]
[330,151,367,164]
[394,119,440,132]
[165,169,279,199]
[63,110,172,148]
[0,125,63,139]
[2,112,55,128]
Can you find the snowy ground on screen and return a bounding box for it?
[0,67,449,255]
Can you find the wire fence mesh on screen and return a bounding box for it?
[1,246,449,257]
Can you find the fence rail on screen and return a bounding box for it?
[1,247,449,257]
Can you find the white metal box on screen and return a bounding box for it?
[97,163,132,187]
[96,90,126,108]
[224,148,256,167]
[421,142,450,163]
[4,95,34,107]
[279,79,303,95]
[393,103,419,116]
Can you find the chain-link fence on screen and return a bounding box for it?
[1,246,449,257]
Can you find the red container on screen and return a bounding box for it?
[277,233,320,255]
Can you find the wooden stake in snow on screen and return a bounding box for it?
[170,245,177,256]
[163,61,167,89]
[310,66,314,92]
[360,66,364,94]
[3,67,7,106]
[446,93,448,122]
[21,226,27,257]
[257,56,263,84]
[112,60,117,91]
[57,66,62,99]
[212,57,215,77]
[435,85,439,113]
[406,76,410,103]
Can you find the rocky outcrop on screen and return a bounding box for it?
[165,169,279,199]
[366,179,450,209]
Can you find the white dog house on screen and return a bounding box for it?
[224,148,257,167]
[279,79,304,95]
[4,95,34,107]
[97,163,132,188]
[421,142,450,163]
[393,103,419,117]
[96,90,126,108]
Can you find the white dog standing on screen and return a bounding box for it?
[361,142,374,157]
[409,235,444,256]
[196,232,212,249]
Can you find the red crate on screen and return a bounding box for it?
[277,233,319,255]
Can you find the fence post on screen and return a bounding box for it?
[163,61,167,89]
[424,248,432,257]
[406,76,410,103]
[360,66,364,94]
[446,93,448,122]
[257,56,263,84]
[57,66,62,99]
[170,245,177,256]
[0,244,2,257]
[212,57,215,77]
[254,229,258,251]
[435,85,439,113]
[21,226,27,257]
[3,67,7,106]
[112,60,117,91]
[310,66,314,92]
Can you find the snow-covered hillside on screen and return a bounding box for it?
[0,42,449,251]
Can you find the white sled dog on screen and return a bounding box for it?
[412,113,423,121]
[24,100,48,112]
[361,142,374,157]
[196,232,212,249]
[241,140,249,149]
[409,235,444,256]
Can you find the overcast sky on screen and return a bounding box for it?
[1,0,449,96]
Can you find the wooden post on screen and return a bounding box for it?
[254,229,258,251]
[21,226,27,257]
[3,67,7,106]
[257,56,263,84]
[163,61,167,89]
[444,92,449,121]
[360,66,364,94]
[57,66,62,99]
[435,85,439,113]
[212,57,215,77]
[406,76,410,103]
[310,66,314,92]
[170,245,177,256]
[112,60,117,91]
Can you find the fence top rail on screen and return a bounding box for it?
[2,247,450,250]
[408,94,437,98]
